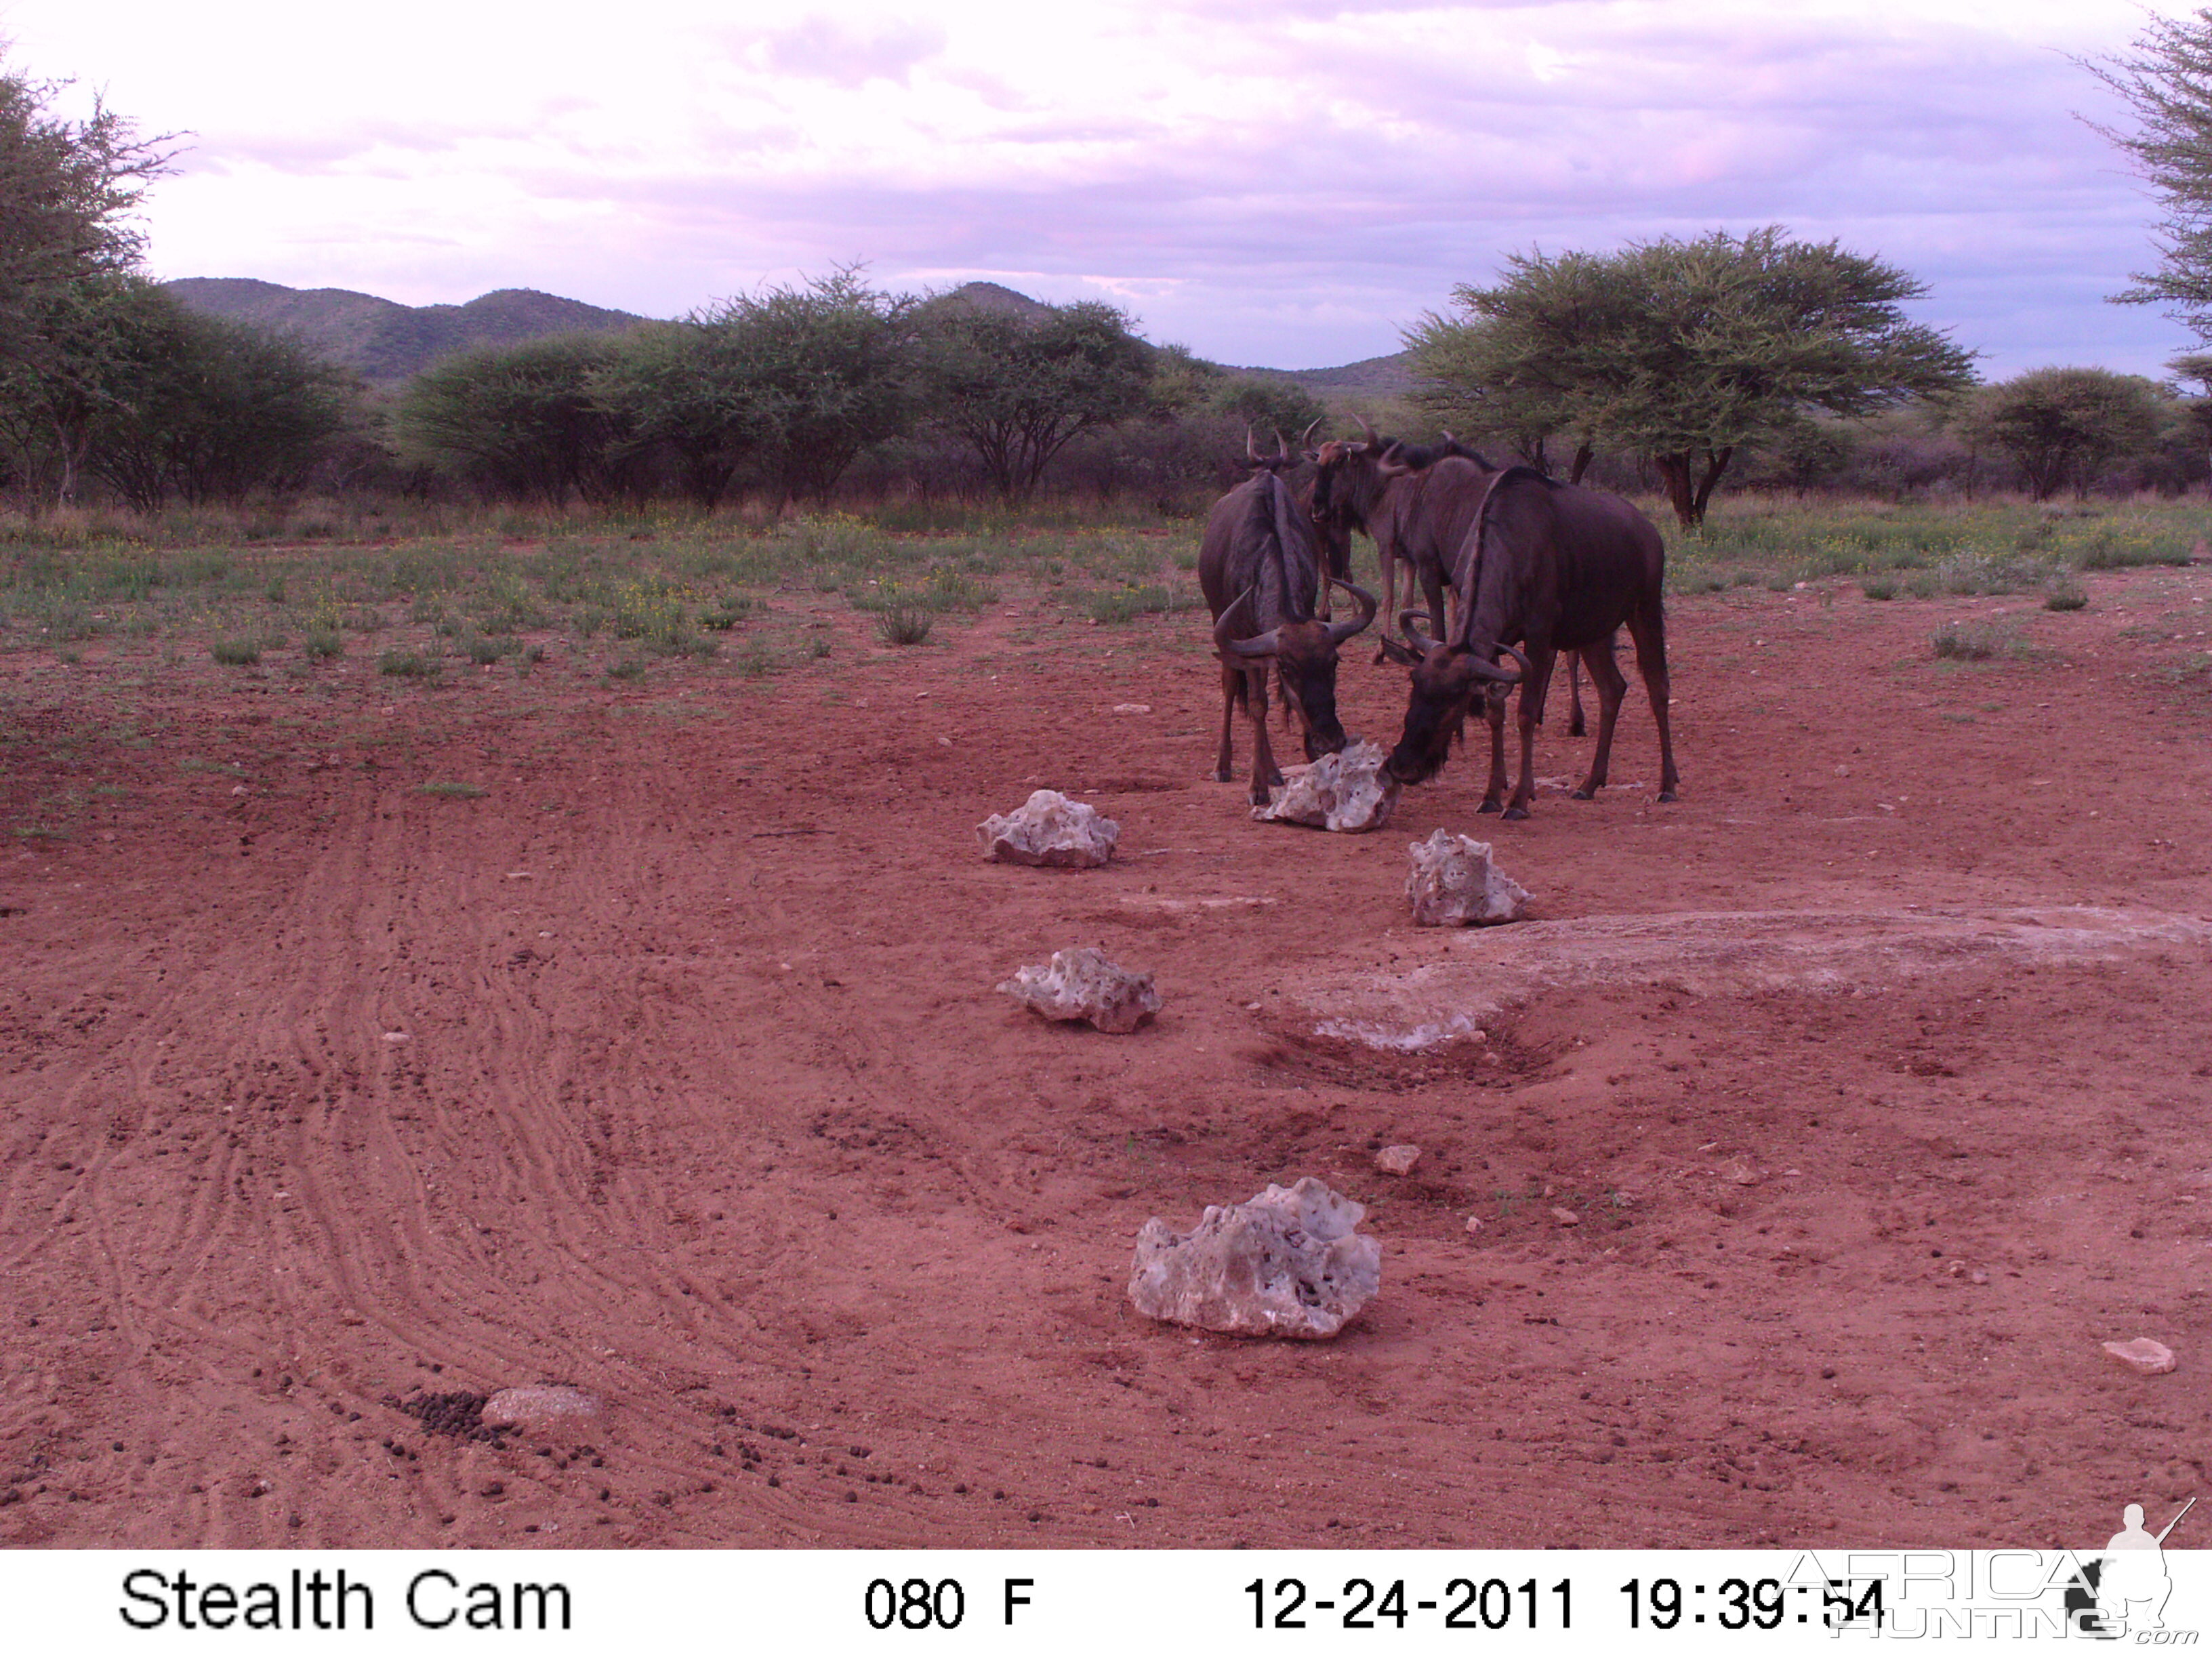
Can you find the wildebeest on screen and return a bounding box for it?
[1307,417,1504,663]
[1201,434,1378,804]
[1382,464,1680,819]
[1311,422,1591,735]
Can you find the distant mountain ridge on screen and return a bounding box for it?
[161,279,650,384]
[163,276,1413,394]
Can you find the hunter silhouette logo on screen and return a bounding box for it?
[2063,1497,2194,1637]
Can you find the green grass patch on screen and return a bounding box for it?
[418,781,487,799]
[377,650,440,679]
[209,638,261,666]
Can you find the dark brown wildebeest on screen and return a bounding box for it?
[1307,417,1494,657]
[1313,422,1591,737]
[1383,464,1680,819]
[1201,435,1378,804]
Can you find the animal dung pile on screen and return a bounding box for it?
[1127,1177,1380,1339]
[977,790,1120,867]
[1406,829,1530,926]
[998,946,1161,1033]
[1252,741,1401,834]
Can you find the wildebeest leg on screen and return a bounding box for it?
[1245,663,1284,805]
[1373,537,1401,663]
[1503,648,1557,821]
[1625,605,1681,802]
[1214,659,1242,783]
[1571,637,1629,799]
[1565,651,1587,736]
[1477,693,1509,814]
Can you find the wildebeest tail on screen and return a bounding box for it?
[1264,471,1312,623]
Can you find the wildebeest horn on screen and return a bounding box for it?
[1465,643,1525,684]
[1273,428,1292,464]
[1354,413,1378,445]
[1324,578,1376,644]
[1399,609,1438,657]
[1214,586,1281,659]
[1300,417,1324,453]
[1246,426,1263,464]
[1376,441,1412,479]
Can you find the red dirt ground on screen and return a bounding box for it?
[3,559,2211,1551]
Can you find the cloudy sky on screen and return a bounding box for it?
[3,0,2196,375]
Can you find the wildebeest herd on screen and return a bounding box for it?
[1202,420,1681,819]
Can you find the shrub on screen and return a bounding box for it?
[209,638,260,665]
[877,606,933,645]
[1861,575,1899,600]
[378,650,438,678]
[2045,577,2089,611]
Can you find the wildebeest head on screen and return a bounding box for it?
[1214,577,1378,760]
[1306,414,1394,530]
[1380,611,1528,784]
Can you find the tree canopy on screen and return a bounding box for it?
[2086,10,2212,340]
[920,297,1152,499]
[1408,227,1976,525]
[1955,367,2168,501]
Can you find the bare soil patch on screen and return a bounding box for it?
[2,565,2210,1549]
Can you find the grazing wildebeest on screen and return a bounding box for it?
[1201,434,1378,804]
[1383,464,1680,819]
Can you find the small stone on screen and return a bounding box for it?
[999,947,1161,1033]
[1969,1269,1989,1285]
[2102,1338,2177,1376]
[1463,1216,1483,1235]
[1374,1145,1421,1176]
[1111,703,1151,714]
[482,1385,602,1427]
[977,790,1119,867]
[1128,1177,1380,1339]
[1254,742,1400,833]
[1405,829,1529,926]
[1550,1206,1580,1227]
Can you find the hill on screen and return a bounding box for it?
[1226,352,1416,398]
[162,276,1412,393]
[161,279,651,383]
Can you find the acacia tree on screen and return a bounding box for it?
[0,60,171,504]
[921,297,1152,499]
[589,321,768,508]
[1412,228,1975,526]
[1956,368,2166,500]
[2086,12,2212,339]
[84,289,358,508]
[691,269,920,506]
[394,335,646,505]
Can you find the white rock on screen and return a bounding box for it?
[977,790,1119,867]
[1374,1144,1421,1176]
[1128,1177,1380,1339]
[482,1385,602,1427]
[1405,829,1530,926]
[999,947,1161,1033]
[2102,1337,2177,1376]
[1254,742,1401,833]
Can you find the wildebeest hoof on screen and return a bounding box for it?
[1502,806,1530,821]
[1658,790,1678,803]
[1570,788,1595,801]
[1267,770,1286,787]
[1214,767,1233,783]
[1477,800,1502,815]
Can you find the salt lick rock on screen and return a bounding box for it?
[482,1385,602,1427]
[977,790,1119,867]
[1128,1177,1381,1339]
[998,946,1161,1033]
[1253,741,1400,834]
[1406,828,1530,926]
